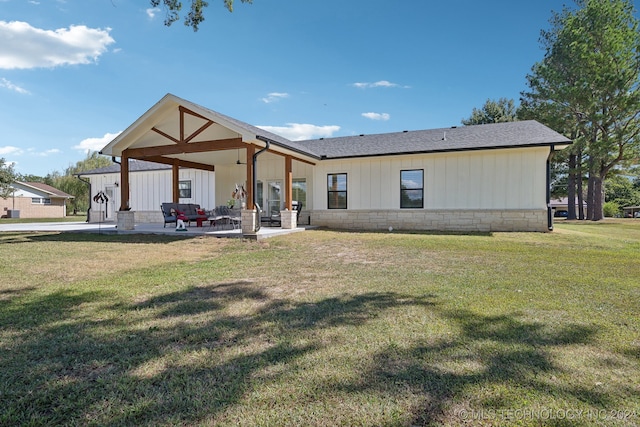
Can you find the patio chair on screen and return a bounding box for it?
[160,203,177,228]
[228,208,242,229]
[265,201,302,226]
[206,207,227,230]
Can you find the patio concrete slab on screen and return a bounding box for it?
[0,221,312,240]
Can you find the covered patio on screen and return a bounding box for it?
[0,219,312,240]
[99,94,317,237]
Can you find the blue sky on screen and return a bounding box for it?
[1,0,572,177]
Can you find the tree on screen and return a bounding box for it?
[48,152,113,215]
[461,98,518,125]
[150,0,253,31]
[0,158,16,199]
[605,174,640,211]
[521,0,640,221]
[518,100,588,220]
[15,173,45,183]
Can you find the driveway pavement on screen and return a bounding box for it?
[0,221,117,233]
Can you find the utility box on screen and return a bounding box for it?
[7,210,20,218]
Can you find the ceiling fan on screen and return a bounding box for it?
[236,149,246,165]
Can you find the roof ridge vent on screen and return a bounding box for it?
[359,134,365,137]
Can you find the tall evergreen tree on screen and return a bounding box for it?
[461,98,518,125]
[521,0,640,221]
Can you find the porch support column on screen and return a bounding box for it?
[284,155,292,210]
[117,151,135,230]
[120,152,130,211]
[280,155,296,229]
[172,160,180,203]
[246,144,255,209]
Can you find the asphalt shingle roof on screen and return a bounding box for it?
[296,120,571,159]
[19,182,73,198]
[78,159,171,175]
[83,118,570,176]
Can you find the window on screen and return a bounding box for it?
[31,198,51,205]
[256,181,263,211]
[292,179,307,208]
[400,169,423,208]
[179,180,192,198]
[327,173,347,209]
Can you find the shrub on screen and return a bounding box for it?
[603,201,620,217]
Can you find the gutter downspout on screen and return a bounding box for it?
[111,157,122,216]
[76,175,91,223]
[253,136,272,232]
[547,145,554,231]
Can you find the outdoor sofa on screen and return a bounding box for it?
[160,203,208,227]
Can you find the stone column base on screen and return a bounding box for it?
[280,209,297,229]
[241,209,258,235]
[117,210,135,230]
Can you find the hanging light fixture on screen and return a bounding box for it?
[236,148,245,165]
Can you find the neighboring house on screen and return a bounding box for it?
[622,206,640,218]
[1,182,73,219]
[89,93,571,233]
[550,197,587,217]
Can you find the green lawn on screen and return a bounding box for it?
[0,221,638,426]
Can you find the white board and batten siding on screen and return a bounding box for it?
[311,147,548,210]
[215,152,315,210]
[88,169,215,223]
[310,146,550,232]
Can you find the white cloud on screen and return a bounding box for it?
[0,146,23,155]
[0,21,115,69]
[261,92,289,104]
[146,8,161,19]
[20,148,62,157]
[0,77,29,94]
[29,148,61,157]
[362,112,390,121]
[352,80,409,89]
[257,123,340,141]
[73,131,121,152]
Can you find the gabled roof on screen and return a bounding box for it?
[16,182,74,199]
[97,94,571,168]
[99,93,321,165]
[296,120,571,159]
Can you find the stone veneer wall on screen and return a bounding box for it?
[310,209,550,232]
[133,210,164,224]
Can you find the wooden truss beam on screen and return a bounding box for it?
[124,137,244,158]
[143,155,215,172]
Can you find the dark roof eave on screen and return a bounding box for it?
[316,140,572,160]
[256,135,322,160]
